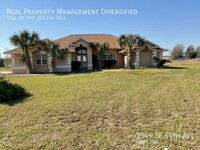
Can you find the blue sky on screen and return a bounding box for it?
[0,0,200,57]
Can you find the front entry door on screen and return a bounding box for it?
[77,55,87,69]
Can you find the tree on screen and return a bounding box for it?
[185,45,197,58]
[10,30,39,74]
[118,34,145,69]
[40,40,68,73]
[170,44,184,60]
[0,59,4,67]
[89,42,109,69]
[195,46,200,58]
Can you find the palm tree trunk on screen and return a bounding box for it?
[25,50,33,74]
[51,57,56,73]
[129,48,133,69]
[128,48,134,69]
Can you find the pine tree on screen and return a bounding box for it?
[185,45,196,58]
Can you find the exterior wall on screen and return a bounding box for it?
[55,57,68,65]
[12,66,27,74]
[56,65,71,72]
[11,54,27,74]
[140,51,152,66]
[32,50,72,73]
[71,53,76,61]
[109,49,124,68]
[34,65,49,73]
[56,53,72,72]
[11,50,72,74]
[157,52,160,58]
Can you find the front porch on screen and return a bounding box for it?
[122,44,164,68]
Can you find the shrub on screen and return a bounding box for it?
[92,56,98,69]
[153,56,172,68]
[102,60,117,69]
[0,76,31,103]
[71,61,81,71]
[0,59,4,67]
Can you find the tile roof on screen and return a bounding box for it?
[4,38,50,54]
[55,34,121,49]
[4,47,21,54]
[4,34,121,54]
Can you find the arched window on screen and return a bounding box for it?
[36,51,47,65]
[100,51,116,60]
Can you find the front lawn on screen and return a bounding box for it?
[0,63,199,149]
[0,66,11,72]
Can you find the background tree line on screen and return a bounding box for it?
[171,44,200,60]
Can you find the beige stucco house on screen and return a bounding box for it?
[4,34,168,74]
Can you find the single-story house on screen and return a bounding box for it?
[4,34,168,74]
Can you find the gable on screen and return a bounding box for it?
[70,38,90,45]
[56,34,120,49]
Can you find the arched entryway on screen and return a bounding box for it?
[140,48,152,67]
[75,45,87,69]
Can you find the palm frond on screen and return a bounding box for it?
[10,34,21,47]
[18,53,26,62]
[89,42,109,55]
[118,34,127,48]
[56,48,68,61]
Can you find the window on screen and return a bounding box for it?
[100,51,116,60]
[36,52,47,65]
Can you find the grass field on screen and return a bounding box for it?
[0,66,11,72]
[0,62,200,149]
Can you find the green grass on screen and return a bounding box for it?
[0,63,200,149]
[0,66,11,72]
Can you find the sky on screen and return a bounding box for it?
[0,0,200,57]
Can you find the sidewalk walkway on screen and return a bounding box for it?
[0,71,12,75]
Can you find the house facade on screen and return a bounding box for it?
[4,34,168,74]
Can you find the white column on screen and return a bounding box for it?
[87,48,93,70]
[48,54,52,72]
[11,55,15,66]
[152,51,157,66]
[135,52,140,67]
[124,56,128,68]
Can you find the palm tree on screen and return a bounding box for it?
[118,34,145,69]
[10,30,39,74]
[40,40,68,73]
[89,42,109,69]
